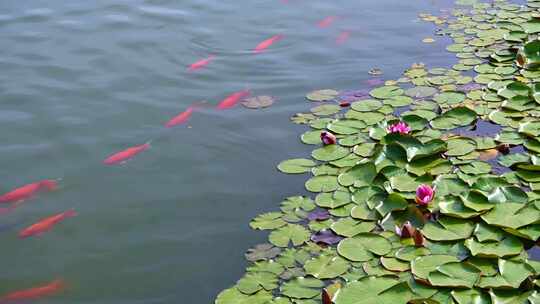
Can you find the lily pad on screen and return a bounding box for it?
[277,158,316,174]
[306,89,339,102]
[337,233,392,262]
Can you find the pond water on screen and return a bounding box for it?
[0,0,460,303]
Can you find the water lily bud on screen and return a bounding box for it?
[320,131,337,145]
[387,122,411,135]
[415,184,434,206]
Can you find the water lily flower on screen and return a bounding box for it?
[387,122,411,134]
[320,131,337,145]
[415,184,434,206]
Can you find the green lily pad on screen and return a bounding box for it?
[311,104,342,116]
[370,86,404,99]
[280,277,324,299]
[351,99,383,112]
[411,255,460,280]
[331,218,376,237]
[337,233,392,262]
[269,224,310,247]
[277,158,316,174]
[464,235,523,258]
[433,91,466,105]
[422,216,475,241]
[216,288,272,304]
[405,86,438,98]
[306,89,339,102]
[427,261,481,288]
[431,107,477,130]
[312,145,350,161]
[250,212,287,230]
[304,254,350,279]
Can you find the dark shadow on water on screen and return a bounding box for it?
[451,119,502,138]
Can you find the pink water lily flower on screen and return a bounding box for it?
[415,184,434,206]
[387,122,411,135]
[320,131,337,145]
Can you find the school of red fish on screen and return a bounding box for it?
[0,10,349,301]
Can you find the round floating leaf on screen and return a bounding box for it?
[250,212,286,230]
[327,120,366,135]
[304,254,350,279]
[237,272,278,295]
[311,104,342,116]
[280,277,324,299]
[464,235,523,258]
[380,257,410,272]
[422,216,475,241]
[337,162,377,187]
[215,288,272,304]
[431,107,477,130]
[306,89,339,102]
[333,276,402,304]
[411,255,459,280]
[269,224,310,247]
[395,246,431,262]
[301,130,323,144]
[305,175,339,192]
[351,99,383,112]
[331,218,376,237]
[405,86,437,98]
[241,96,275,109]
[315,191,351,209]
[427,262,481,288]
[433,91,466,105]
[337,233,392,262]
[481,203,540,230]
[477,259,534,289]
[245,244,281,262]
[312,145,350,161]
[370,86,404,99]
[447,137,477,156]
[277,158,316,174]
[385,95,414,106]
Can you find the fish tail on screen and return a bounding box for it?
[64,209,78,218]
[40,180,58,191]
[51,279,67,291]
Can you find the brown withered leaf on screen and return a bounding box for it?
[478,149,498,161]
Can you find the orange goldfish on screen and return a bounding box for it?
[187,55,215,72]
[318,16,337,28]
[0,180,57,203]
[254,35,283,53]
[0,279,65,302]
[216,90,250,110]
[103,143,150,165]
[165,106,194,127]
[19,209,77,238]
[336,31,350,44]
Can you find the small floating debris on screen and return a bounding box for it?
[368,68,383,76]
[241,95,275,109]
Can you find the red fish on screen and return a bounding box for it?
[336,31,350,44]
[165,106,194,127]
[187,55,215,72]
[216,90,250,110]
[19,209,77,238]
[318,16,337,28]
[0,180,57,203]
[254,35,283,53]
[0,279,65,302]
[103,143,150,165]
